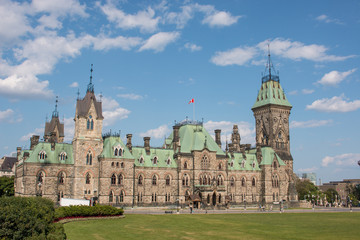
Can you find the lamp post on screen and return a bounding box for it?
[244,199,247,210]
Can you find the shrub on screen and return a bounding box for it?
[55,204,123,220]
[0,197,66,240]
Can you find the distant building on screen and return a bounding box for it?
[301,173,317,185]
[0,156,17,177]
[318,179,360,203]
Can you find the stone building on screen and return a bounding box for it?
[15,56,298,208]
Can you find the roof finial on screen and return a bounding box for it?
[87,64,94,93]
[52,96,59,118]
[261,43,280,83]
[77,88,80,100]
[267,44,271,80]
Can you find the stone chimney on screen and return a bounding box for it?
[17,147,22,158]
[30,135,40,150]
[126,134,133,152]
[172,125,180,151]
[215,129,221,148]
[144,137,150,155]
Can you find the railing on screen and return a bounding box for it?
[102,130,121,139]
[262,74,280,83]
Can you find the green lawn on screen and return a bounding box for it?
[64,212,360,240]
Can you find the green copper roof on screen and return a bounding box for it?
[131,147,176,168]
[258,147,286,166]
[22,142,74,164]
[227,152,261,171]
[166,123,226,155]
[100,136,134,159]
[252,80,292,109]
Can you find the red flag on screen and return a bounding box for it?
[188,98,194,104]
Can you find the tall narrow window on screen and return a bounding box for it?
[138,175,143,185]
[87,115,94,130]
[252,177,256,187]
[165,175,170,186]
[111,174,116,185]
[86,173,91,184]
[58,172,65,184]
[118,174,124,185]
[241,177,246,187]
[120,190,124,202]
[109,191,114,203]
[37,172,44,184]
[230,177,235,187]
[152,175,157,185]
[39,150,47,160]
[86,151,92,165]
[59,152,67,161]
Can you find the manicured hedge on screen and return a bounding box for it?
[0,197,66,240]
[55,204,124,221]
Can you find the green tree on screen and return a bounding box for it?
[324,188,339,204]
[0,176,14,197]
[295,178,318,201]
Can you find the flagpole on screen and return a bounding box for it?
[193,100,195,121]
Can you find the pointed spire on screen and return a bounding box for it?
[262,44,280,83]
[77,88,80,100]
[52,96,59,118]
[87,64,94,93]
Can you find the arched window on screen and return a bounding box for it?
[230,177,235,187]
[118,174,124,185]
[59,152,67,161]
[121,162,124,168]
[251,161,256,169]
[201,155,210,169]
[218,194,221,203]
[218,163,222,170]
[39,150,47,160]
[166,158,171,165]
[87,115,94,130]
[182,174,189,186]
[153,157,158,165]
[199,176,203,185]
[58,172,65,184]
[111,174,116,185]
[272,175,279,188]
[230,160,234,167]
[252,177,256,187]
[120,190,124,202]
[152,175,157,185]
[114,148,118,156]
[85,173,91,184]
[37,171,44,184]
[114,146,123,157]
[111,162,115,167]
[241,177,246,187]
[138,175,143,185]
[165,175,171,186]
[273,161,278,169]
[139,157,144,164]
[109,191,114,203]
[184,161,188,169]
[86,151,92,165]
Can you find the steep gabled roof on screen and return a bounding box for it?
[132,147,176,168]
[252,80,292,109]
[99,136,134,159]
[76,91,104,119]
[44,117,64,137]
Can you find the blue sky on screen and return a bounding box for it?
[0,0,359,183]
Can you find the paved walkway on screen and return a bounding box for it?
[124,206,360,215]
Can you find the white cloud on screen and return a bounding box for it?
[288,90,298,96]
[316,14,342,24]
[202,10,241,27]
[0,109,15,122]
[210,47,257,66]
[117,93,143,100]
[20,127,44,142]
[32,0,87,17]
[140,124,171,139]
[63,117,74,142]
[306,95,360,112]
[211,38,356,66]
[91,35,142,51]
[165,5,194,29]
[139,32,180,52]
[204,120,255,147]
[302,89,314,94]
[290,120,332,128]
[258,38,355,62]
[98,2,159,33]
[317,69,357,86]
[100,96,130,127]
[184,43,202,52]
[321,153,360,167]
[69,82,79,88]
[297,166,318,172]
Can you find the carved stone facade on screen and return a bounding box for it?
[15,65,297,207]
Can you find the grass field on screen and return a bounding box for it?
[64,212,360,240]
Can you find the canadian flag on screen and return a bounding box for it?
[188,98,194,104]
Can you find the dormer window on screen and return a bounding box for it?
[230,160,234,167]
[139,157,144,164]
[251,161,256,169]
[114,145,123,157]
[241,160,246,168]
[87,115,94,130]
[153,156,158,165]
[59,152,67,161]
[166,158,171,165]
[39,150,47,160]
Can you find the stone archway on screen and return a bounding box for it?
[212,192,217,206]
